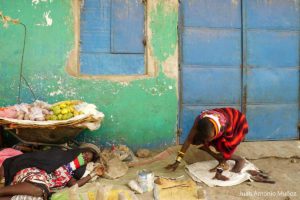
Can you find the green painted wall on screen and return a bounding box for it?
[0,0,178,150]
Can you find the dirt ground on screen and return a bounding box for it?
[2,142,299,200]
[100,142,300,200]
[116,157,300,200]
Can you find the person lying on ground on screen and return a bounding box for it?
[0,145,104,200]
[166,107,249,173]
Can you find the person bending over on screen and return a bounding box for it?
[166,107,249,173]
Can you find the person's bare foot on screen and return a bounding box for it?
[231,158,245,173]
[213,168,229,181]
[209,161,229,172]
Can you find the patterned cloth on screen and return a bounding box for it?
[199,109,227,139]
[12,166,72,192]
[65,153,85,175]
[197,107,249,159]
[11,195,43,200]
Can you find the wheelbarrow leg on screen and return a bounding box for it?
[13,143,34,152]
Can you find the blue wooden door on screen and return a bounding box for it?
[179,0,299,142]
[243,0,299,140]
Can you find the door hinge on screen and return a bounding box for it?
[177,128,182,137]
[143,37,147,47]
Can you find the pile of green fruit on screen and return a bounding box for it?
[46,101,83,121]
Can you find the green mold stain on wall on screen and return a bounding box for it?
[0,0,178,150]
[150,1,178,62]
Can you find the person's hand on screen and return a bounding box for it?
[85,162,104,179]
[93,165,105,176]
[165,161,180,171]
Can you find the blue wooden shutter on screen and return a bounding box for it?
[80,0,145,75]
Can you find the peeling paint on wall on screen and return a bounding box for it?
[36,11,53,26]
[231,0,239,7]
[32,0,52,6]
[150,1,178,63]
[162,46,178,80]
[147,0,179,81]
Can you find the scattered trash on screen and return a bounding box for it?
[102,157,128,180]
[197,187,206,199]
[137,169,155,192]
[113,145,133,161]
[100,146,132,180]
[153,177,200,200]
[102,144,138,163]
[128,147,173,167]
[118,192,127,200]
[136,148,151,158]
[127,169,155,194]
[128,180,143,194]
[154,175,185,181]
[106,189,138,200]
[51,182,139,200]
